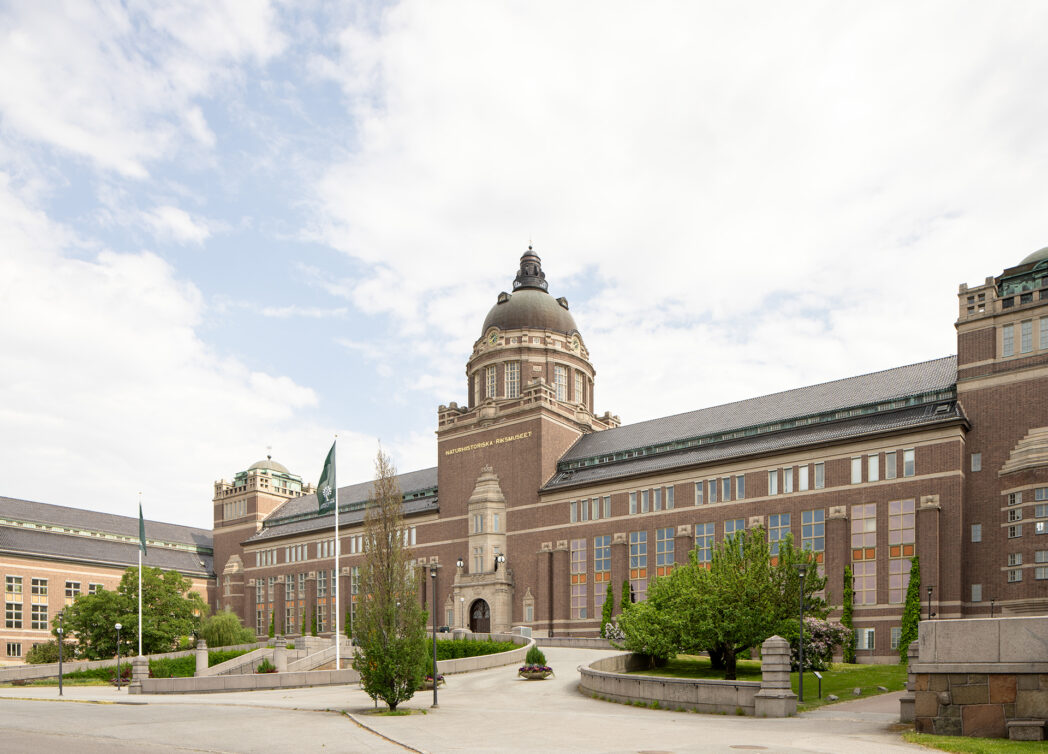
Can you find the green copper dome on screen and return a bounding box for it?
[1020,246,1048,265]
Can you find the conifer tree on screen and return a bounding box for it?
[351,449,428,710]
[620,578,632,614]
[842,566,855,663]
[600,581,614,636]
[899,556,921,663]
[267,611,275,639]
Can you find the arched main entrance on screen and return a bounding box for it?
[469,599,490,633]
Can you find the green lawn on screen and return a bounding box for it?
[905,732,1048,753]
[627,655,908,712]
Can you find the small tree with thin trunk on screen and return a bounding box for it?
[351,449,428,711]
[899,556,921,663]
[842,566,855,663]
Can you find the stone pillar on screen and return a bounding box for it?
[754,635,798,717]
[339,569,352,638]
[552,540,570,634]
[537,545,552,636]
[825,506,849,614]
[195,639,208,676]
[899,641,919,722]
[273,636,287,672]
[274,579,286,635]
[610,532,628,616]
[917,496,944,618]
[127,655,149,695]
[305,573,317,636]
[674,525,693,566]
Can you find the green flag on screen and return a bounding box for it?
[318,441,337,513]
[138,502,147,555]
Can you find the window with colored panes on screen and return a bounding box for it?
[655,527,674,576]
[851,503,877,604]
[802,509,825,560]
[768,514,790,557]
[594,535,611,614]
[695,523,715,563]
[570,539,587,619]
[629,531,647,602]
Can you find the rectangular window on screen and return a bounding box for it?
[802,509,825,556]
[768,470,778,496]
[722,478,732,502]
[473,373,480,405]
[724,518,745,543]
[641,489,649,513]
[1021,320,1033,353]
[888,558,910,604]
[814,462,825,489]
[1041,317,1048,349]
[852,503,877,554]
[6,575,22,596]
[1008,552,1023,566]
[64,581,80,605]
[694,482,704,506]
[734,476,744,500]
[782,467,793,494]
[1037,550,1048,563]
[1037,567,1048,581]
[1003,323,1015,356]
[695,522,715,563]
[868,454,879,482]
[1037,504,1048,518]
[629,531,648,602]
[298,572,306,598]
[594,534,611,615]
[885,451,897,480]
[1008,568,1023,583]
[1009,508,1023,523]
[666,487,675,509]
[31,578,47,597]
[655,527,674,576]
[590,498,600,521]
[971,583,982,602]
[851,457,863,484]
[485,365,496,398]
[524,604,533,623]
[554,365,568,401]
[888,499,915,556]
[708,479,718,504]
[855,627,875,650]
[569,501,577,523]
[570,539,587,620]
[474,513,484,533]
[604,496,611,518]
[89,583,103,594]
[505,361,520,398]
[1009,491,1023,506]
[1008,525,1022,539]
[971,524,982,542]
[493,513,500,531]
[768,513,790,557]
[903,448,916,477]
[653,488,662,512]
[971,453,982,472]
[629,492,637,515]
[853,561,877,605]
[31,603,48,629]
[5,602,22,629]
[473,546,483,574]
[574,370,584,404]
[890,626,902,650]
[798,465,809,491]
[6,642,21,657]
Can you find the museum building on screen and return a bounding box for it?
[204,245,1048,662]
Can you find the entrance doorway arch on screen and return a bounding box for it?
[469,599,490,633]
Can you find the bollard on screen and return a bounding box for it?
[274,637,287,672]
[754,635,798,717]
[128,655,149,695]
[899,641,918,723]
[195,639,209,676]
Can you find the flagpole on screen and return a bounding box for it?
[333,437,340,671]
[138,494,143,657]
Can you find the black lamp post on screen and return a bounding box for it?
[795,563,808,702]
[57,612,64,697]
[115,622,123,690]
[927,586,935,621]
[429,564,440,708]
[990,599,995,618]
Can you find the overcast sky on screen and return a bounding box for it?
[2,1,1046,530]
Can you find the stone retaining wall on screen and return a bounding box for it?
[131,667,360,694]
[907,616,1048,739]
[537,636,615,650]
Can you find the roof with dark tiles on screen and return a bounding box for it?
[544,402,966,490]
[0,495,212,550]
[558,356,957,464]
[0,525,213,576]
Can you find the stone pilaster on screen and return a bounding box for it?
[274,579,286,635]
[610,532,628,615]
[674,524,693,566]
[754,635,798,717]
[273,636,287,672]
[195,639,208,676]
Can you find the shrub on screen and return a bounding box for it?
[256,658,277,673]
[25,640,76,664]
[525,645,546,667]
[431,639,516,660]
[200,610,255,648]
[784,617,851,671]
[842,566,856,664]
[600,582,614,637]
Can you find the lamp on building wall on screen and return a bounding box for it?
[990,599,996,618]
[494,553,505,572]
[115,622,123,690]
[456,556,464,569]
[794,563,808,702]
[56,611,64,697]
[429,564,440,708]
[926,586,935,620]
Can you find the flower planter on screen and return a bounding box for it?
[419,676,445,690]
[518,665,553,680]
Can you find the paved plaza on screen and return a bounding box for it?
[0,648,924,753]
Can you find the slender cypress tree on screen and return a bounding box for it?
[267,611,275,639]
[842,566,855,663]
[620,578,632,614]
[600,581,614,636]
[899,556,921,663]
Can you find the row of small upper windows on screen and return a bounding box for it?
[472,362,588,404]
[1001,318,1048,357]
[849,450,916,485]
[222,499,247,520]
[252,528,418,567]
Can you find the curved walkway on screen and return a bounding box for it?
[1,648,923,753]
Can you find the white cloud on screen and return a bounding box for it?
[143,205,212,245]
[308,1,1048,422]
[0,0,285,177]
[0,174,324,528]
